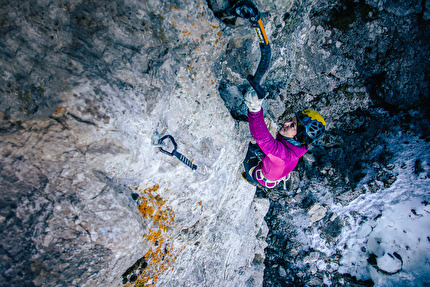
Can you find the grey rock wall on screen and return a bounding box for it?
[1,0,268,286]
[1,0,429,286]
[211,0,429,285]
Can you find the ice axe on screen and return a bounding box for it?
[232,0,271,99]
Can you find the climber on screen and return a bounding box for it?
[232,0,326,189]
[242,89,326,189]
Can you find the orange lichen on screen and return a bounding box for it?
[125,184,184,287]
[137,201,155,219]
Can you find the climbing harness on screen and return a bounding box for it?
[242,142,291,190]
[155,135,197,170]
[254,167,283,188]
[253,167,291,189]
[233,0,271,99]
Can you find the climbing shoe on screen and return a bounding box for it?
[242,171,257,186]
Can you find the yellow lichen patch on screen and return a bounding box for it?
[137,201,155,219]
[125,184,184,287]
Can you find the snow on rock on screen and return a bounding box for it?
[339,180,430,285]
[376,253,402,274]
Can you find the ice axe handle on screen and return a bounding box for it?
[247,35,271,99]
[247,75,267,99]
[253,43,271,83]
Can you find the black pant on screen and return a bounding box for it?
[242,142,263,186]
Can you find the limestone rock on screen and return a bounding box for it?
[0,0,267,286]
[1,0,429,286]
[308,203,328,222]
[377,253,403,274]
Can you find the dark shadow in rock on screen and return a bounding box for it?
[320,215,343,242]
[218,81,250,121]
[311,0,430,111]
[206,0,239,27]
[121,256,147,284]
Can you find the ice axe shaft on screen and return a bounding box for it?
[247,41,271,99]
[247,75,267,99]
[234,0,271,99]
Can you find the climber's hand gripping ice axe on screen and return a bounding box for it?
[233,0,271,99]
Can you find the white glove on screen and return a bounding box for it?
[244,89,263,113]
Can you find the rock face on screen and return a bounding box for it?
[0,1,269,286]
[0,0,429,287]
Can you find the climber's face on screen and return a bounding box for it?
[279,117,298,138]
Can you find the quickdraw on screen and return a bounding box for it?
[232,0,271,99]
[155,135,197,171]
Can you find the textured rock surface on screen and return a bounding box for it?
[212,0,430,285]
[0,0,429,286]
[1,1,268,286]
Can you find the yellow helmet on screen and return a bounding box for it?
[296,110,326,144]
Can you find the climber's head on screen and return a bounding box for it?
[279,117,298,139]
[295,109,326,144]
[279,110,326,145]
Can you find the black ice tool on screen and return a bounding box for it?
[157,135,197,170]
[233,0,271,99]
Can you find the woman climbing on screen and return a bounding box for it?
[232,0,326,189]
[242,89,326,189]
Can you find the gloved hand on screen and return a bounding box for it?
[244,89,263,113]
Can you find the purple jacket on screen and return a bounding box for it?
[248,109,308,185]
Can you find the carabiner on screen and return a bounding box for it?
[157,135,178,156]
[156,135,197,170]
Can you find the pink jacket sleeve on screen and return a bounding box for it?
[248,109,308,180]
[248,109,289,159]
